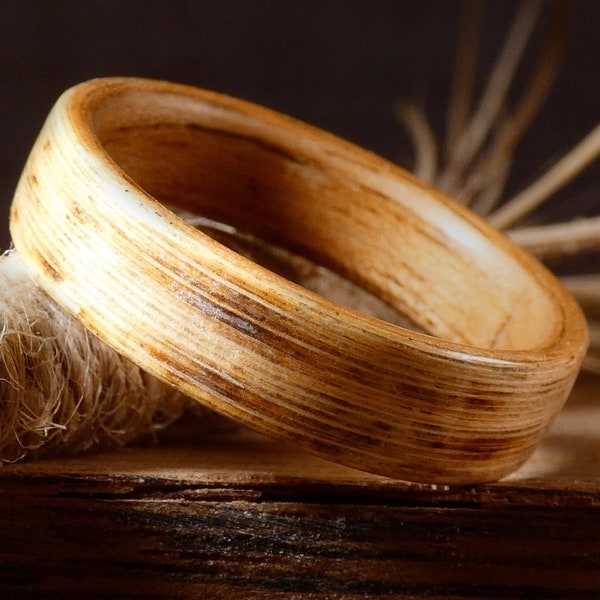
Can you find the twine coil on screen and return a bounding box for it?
[9,78,588,483]
[0,250,190,462]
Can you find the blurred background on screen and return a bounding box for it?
[0,0,598,250]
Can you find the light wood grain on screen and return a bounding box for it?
[9,77,589,484]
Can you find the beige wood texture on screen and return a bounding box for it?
[0,373,598,598]
[9,77,588,484]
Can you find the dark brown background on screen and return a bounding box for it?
[1,0,599,250]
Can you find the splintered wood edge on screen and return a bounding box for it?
[9,77,589,484]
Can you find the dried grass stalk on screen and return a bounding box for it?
[399,0,600,372]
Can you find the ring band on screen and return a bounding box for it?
[10,78,588,483]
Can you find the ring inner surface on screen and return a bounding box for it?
[91,88,559,352]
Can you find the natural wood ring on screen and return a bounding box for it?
[10,78,588,484]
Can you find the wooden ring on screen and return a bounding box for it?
[10,78,588,483]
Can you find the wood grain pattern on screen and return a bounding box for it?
[0,373,598,599]
[9,77,589,484]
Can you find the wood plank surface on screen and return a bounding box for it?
[0,373,598,599]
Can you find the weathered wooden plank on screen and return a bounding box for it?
[0,483,598,598]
